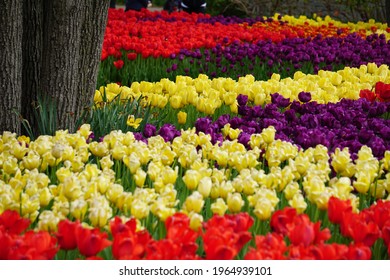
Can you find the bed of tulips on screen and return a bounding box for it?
[2,8,390,260]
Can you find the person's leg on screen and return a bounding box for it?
[163,0,171,11]
[125,0,130,11]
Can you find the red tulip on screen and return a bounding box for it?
[359,89,376,102]
[203,218,252,260]
[127,52,137,61]
[380,220,390,246]
[0,210,30,235]
[368,200,390,230]
[146,238,199,260]
[288,216,315,247]
[0,231,13,259]
[7,231,58,260]
[113,59,124,70]
[346,243,372,260]
[110,216,137,237]
[110,216,152,260]
[308,243,349,260]
[270,207,297,235]
[328,197,353,225]
[165,213,199,244]
[76,226,112,258]
[348,217,380,247]
[203,228,238,260]
[56,220,80,250]
[226,212,254,232]
[375,81,390,102]
[112,230,150,259]
[245,233,287,260]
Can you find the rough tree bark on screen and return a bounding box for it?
[41,0,110,132]
[40,0,85,132]
[0,0,110,135]
[22,0,43,134]
[76,1,112,126]
[0,1,23,134]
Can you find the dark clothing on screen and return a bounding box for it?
[125,0,149,11]
[163,0,180,13]
[180,0,206,13]
[110,0,116,8]
[164,0,206,13]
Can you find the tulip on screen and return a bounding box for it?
[76,226,112,258]
[227,192,244,213]
[177,111,187,125]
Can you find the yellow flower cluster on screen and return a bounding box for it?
[276,13,390,39]
[1,124,390,231]
[95,63,390,114]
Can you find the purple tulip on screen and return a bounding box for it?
[143,124,156,138]
[298,91,312,103]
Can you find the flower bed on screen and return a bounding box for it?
[1,9,390,259]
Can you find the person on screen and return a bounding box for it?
[163,0,180,13]
[180,0,206,13]
[125,0,149,11]
[110,0,116,8]
[164,0,206,14]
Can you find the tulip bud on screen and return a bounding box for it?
[227,192,244,213]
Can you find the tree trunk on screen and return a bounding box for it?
[38,0,109,132]
[40,0,85,132]
[0,0,23,134]
[75,0,111,127]
[22,0,43,135]
[17,0,110,135]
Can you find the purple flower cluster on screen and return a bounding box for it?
[137,123,181,142]
[195,93,390,159]
[171,33,390,79]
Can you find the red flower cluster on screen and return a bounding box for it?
[3,204,390,260]
[56,220,112,258]
[110,217,151,259]
[102,9,355,62]
[328,197,390,258]
[0,210,58,260]
[147,213,200,259]
[359,81,390,102]
[246,206,373,260]
[110,213,200,260]
[203,213,254,259]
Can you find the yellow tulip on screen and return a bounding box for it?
[182,169,201,190]
[70,199,88,220]
[253,198,274,220]
[211,198,228,216]
[100,155,114,170]
[89,141,109,158]
[261,126,276,144]
[183,191,204,213]
[131,199,149,220]
[89,207,112,228]
[39,188,53,207]
[126,115,142,129]
[37,211,60,232]
[61,177,82,201]
[3,157,18,175]
[177,111,187,125]
[288,193,307,214]
[170,95,183,109]
[189,212,203,231]
[227,192,244,213]
[198,177,212,198]
[134,168,147,187]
